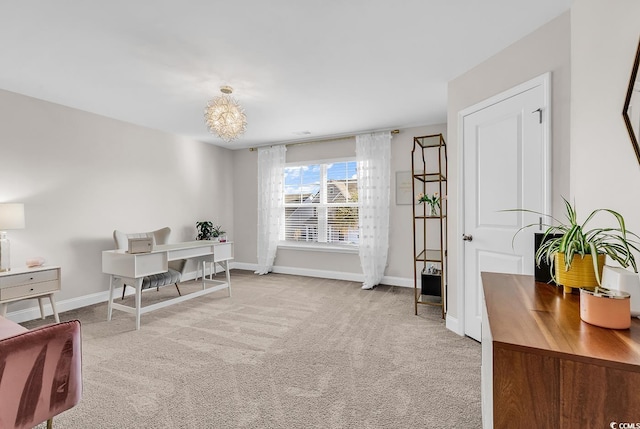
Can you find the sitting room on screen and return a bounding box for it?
[1,0,639,427]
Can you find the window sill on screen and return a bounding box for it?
[277,242,359,254]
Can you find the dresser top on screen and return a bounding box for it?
[0,265,60,277]
[482,272,640,370]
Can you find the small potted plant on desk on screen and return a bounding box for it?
[516,198,639,294]
[196,221,226,242]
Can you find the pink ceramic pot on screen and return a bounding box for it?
[580,287,631,329]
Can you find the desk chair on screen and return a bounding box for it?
[113,227,186,299]
[0,320,82,429]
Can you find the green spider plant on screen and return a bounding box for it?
[512,197,640,284]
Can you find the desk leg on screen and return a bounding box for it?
[1,302,7,318]
[135,279,142,330]
[107,275,115,321]
[49,294,60,323]
[38,297,46,319]
[201,260,206,289]
[225,260,232,297]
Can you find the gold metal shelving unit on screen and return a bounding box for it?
[411,134,447,318]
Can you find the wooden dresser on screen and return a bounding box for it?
[481,272,640,429]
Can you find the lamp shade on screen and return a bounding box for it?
[0,203,25,230]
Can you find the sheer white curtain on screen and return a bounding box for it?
[255,145,287,275]
[356,131,392,289]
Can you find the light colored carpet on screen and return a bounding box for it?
[25,270,481,429]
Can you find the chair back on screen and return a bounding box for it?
[0,320,82,429]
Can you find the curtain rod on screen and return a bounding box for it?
[248,129,400,151]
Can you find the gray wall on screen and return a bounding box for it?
[570,0,640,225]
[0,89,234,320]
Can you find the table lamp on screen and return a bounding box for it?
[0,203,25,272]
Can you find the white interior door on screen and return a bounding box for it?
[461,74,550,341]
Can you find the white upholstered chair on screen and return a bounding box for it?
[113,227,186,299]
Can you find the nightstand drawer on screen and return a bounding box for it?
[0,280,59,300]
[0,269,59,288]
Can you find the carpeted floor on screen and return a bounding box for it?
[25,270,481,429]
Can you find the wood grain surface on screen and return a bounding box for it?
[482,272,640,369]
[482,272,640,428]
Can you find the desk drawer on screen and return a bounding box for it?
[0,280,59,300]
[214,243,233,261]
[0,269,59,288]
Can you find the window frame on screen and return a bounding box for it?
[280,157,359,252]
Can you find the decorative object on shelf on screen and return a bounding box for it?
[623,36,640,164]
[411,134,447,318]
[513,197,639,294]
[204,85,247,142]
[0,203,25,272]
[127,237,153,254]
[196,221,226,241]
[580,287,631,329]
[26,256,46,268]
[417,192,440,216]
[421,265,442,297]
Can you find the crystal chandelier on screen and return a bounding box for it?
[204,86,247,142]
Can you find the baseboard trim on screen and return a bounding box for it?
[382,275,412,288]
[5,261,411,323]
[446,314,464,336]
[232,262,412,288]
[231,262,258,272]
[273,265,363,282]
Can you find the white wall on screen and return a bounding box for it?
[0,89,234,320]
[571,0,640,228]
[232,124,446,284]
[446,12,571,328]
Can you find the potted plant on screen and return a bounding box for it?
[195,221,225,241]
[516,198,639,293]
[211,224,226,241]
[196,221,213,240]
[417,192,440,216]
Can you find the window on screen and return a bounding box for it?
[283,160,359,246]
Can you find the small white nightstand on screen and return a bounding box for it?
[0,265,61,322]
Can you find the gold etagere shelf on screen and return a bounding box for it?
[411,134,447,318]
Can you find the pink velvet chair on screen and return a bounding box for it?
[0,319,82,429]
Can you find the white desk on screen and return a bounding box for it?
[102,241,233,329]
[0,265,61,323]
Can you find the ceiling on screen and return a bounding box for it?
[0,1,570,150]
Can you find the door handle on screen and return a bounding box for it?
[462,234,473,242]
